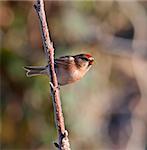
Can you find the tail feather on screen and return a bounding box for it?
[24,66,47,77]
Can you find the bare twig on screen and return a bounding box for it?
[34,0,71,149]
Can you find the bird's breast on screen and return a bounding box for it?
[56,67,84,86]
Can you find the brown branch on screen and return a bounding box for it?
[34,0,71,149]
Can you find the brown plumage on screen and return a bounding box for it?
[24,54,94,86]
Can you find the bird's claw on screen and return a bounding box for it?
[49,82,60,91]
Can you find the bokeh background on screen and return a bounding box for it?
[0,1,147,150]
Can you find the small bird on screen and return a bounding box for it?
[24,54,94,86]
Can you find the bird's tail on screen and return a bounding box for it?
[24,66,47,77]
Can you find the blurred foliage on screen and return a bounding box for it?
[1,1,147,150]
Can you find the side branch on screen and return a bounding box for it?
[34,0,71,149]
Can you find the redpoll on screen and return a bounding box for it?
[24,54,94,86]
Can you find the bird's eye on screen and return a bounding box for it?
[81,57,89,61]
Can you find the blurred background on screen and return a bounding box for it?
[0,1,147,150]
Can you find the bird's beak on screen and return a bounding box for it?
[89,57,94,65]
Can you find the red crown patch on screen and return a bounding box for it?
[85,54,92,58]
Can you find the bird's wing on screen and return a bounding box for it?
[55,56,75,66]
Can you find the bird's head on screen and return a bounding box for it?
[74,53,94,69]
